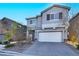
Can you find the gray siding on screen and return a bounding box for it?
[42,7,68,24]
[27,18,37,30]
[27,16,42,30]
[27,5,69,40]
[27,7,69,30]
[36,16,42,30]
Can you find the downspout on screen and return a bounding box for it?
[64,10,70,40]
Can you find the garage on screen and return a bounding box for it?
[38,32,63,42]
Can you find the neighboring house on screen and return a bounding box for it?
[27,4,70,42]
[0,17,27,42]
[68,13,79,42]
[0,20,4,41]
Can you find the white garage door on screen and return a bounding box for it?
[38,32,62,42]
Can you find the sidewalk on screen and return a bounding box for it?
[3,43,32,53]
[0,50,25,56]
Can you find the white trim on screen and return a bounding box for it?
[42,22,65,29]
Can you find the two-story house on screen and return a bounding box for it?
[27,4,70,42]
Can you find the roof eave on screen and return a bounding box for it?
[41,4,70,14]
[26,17,36,20]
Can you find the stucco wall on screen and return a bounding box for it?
[68,15,79,40]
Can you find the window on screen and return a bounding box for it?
[30,20,32,24]
[59,12,62,19]
[47,14,50,20]
[47,14,54,20]
[46,12,63,20]
[51,14,54,19]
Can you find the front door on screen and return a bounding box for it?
[29,30,35,41]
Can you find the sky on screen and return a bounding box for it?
[0,3,79,25]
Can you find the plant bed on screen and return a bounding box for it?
[76,44,79,50]
[5,44,15,48]
[0,45,5,50]
[0,41,2,44]
[0,40,15,49]
[0,40,10,44]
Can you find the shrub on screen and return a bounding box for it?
[0,41,2,44]
[3,41,10,45]
[5,44,14,48]
[0,40,10,45]
[71,35,77,43]
[76,44,79,50]
[4,33,12,41]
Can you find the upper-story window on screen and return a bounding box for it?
[59,12,63,19]
[47,12,63,20]
[30,20,32,24]
[47,14,50,20]
[51,14,54,19]
[47,14,54,20]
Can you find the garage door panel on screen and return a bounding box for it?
[38,32,62,42]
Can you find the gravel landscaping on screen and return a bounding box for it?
[3,42,32,53]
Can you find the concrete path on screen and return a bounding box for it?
[0,50,25,56]
[3,43,32,53]
[22,42,79,56]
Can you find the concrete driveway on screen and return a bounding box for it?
[22,42,79,56]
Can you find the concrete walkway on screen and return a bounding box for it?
[22,42,79,56]
[3,43,32,53]
[0,50,25,56]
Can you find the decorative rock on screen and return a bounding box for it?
[0,45,5,50]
